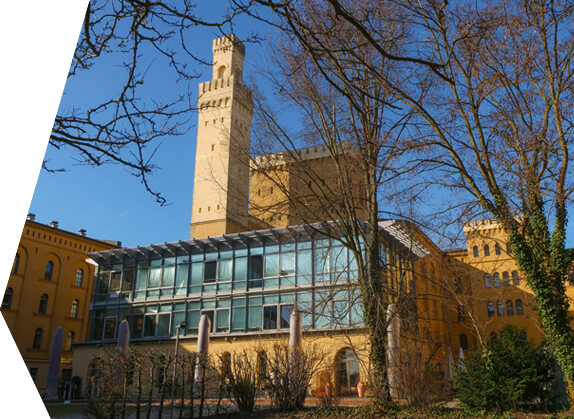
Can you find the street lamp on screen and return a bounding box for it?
[171,321,187,418]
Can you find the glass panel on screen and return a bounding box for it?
[202,310,215,333]
[263,306,277,330]
[104,317,117,339]
[122,269,135,292]
[204,261,217,283]
[332,246,347,271]
[231,307,246,332]
[297,250,312,275]
[280,304,293,328]
[162,265,175,287]
[334,300,348,326]
[216,309,230,332]
[144,315,156,337]
[281,252,295,275]
[159,304,172,313]
[148,266,161,288]
[186,310,200,335]
[249,255,263,279]
[280,276,296,288]
[191,263,203,285]
[157,313,171,336]
[234,257,248,282]
[218,282,232,292]
[219,259,232,281]
[203,284,217,293]
[132,315,144,338]
[314,247,330,273]
[264,278,279,288]
[248,305,262,331]
[264,254,279,277]
[110,271,122,293]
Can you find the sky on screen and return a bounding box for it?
[28,3,274,249]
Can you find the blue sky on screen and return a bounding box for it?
[29,5,273,248]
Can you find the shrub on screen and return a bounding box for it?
[456,325,556,412]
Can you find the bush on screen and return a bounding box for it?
[456,326,556,412]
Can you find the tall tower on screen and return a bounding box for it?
[190,35,254,239]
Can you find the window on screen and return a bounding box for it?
[44,261,54,281]
[483,245,490,256]
[473,246,479,257]
[487,301,495,317]
[2,287,13,309]
[38,293,48,314]
[493,272,501,287]
[459,333,469,350]
[495,243,501,255]
[33,328,43,349]
[70,299,79,319]
[506,300,514,315]
[506,243,513,254]
[484,273,491,288]
[457,305,466,322]
[12,253,19,274]
[454,278,463,294]
[497,301,504,316]
[248,255,263,288]
[502,272,510,286]
[75,268,84,287]
[66,331,75,351]
[30,368,38,383]
[263,306,278,330]
[512,270,520,285]
[516,299,524,315]
[204,261,217,283]
[280,304,294,328]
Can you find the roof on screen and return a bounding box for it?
[89,219,428,265]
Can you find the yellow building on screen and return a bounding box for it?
[1,216,118,396]
[68,34,574,403]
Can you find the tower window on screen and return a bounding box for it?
[473,246,479,257]
[217,65,226,79]
[75,268,84,287]
[70,299,79,319]
[38,294,48,314]
[495,243,501,255]
[211,144,215,152]
[44,261,54,281]
[33,328,43,349]
[484,245,490,256]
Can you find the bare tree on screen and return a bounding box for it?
[52,0,256,204]
[237,0,574,405]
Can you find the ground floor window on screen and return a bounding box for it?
[335,348,360,396]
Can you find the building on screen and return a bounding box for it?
[69,34,574,399]
[1,216,119,396]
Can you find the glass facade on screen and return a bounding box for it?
[87,227,414,342]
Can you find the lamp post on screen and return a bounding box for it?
[171,321,186,419]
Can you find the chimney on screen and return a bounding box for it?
[78,229,87,237]
[49,220,59,228]
[27,213,36,221]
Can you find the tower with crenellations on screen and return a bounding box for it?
[190,34,254,239]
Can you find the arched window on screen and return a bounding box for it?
[75,269,84,287]
[473,246,479,257]
[38,294,48,314]
[495,243,501,255]
[493,272,501,287]
[512,270,520,285]
[70,299,79,319]
[459,333,469,350]
[66,331,75,351]
[487,301,495,317]
[12,253,20,274]
[497,301,504,316]
[33,328,43,349]
[217,65,226,79]
[484,245,490,256]
[516,299,524,315]
[506,300,514,315]
[2,288,13,310]
[484,273,491,288]
[44,261,54,281]
[502,272,510,286]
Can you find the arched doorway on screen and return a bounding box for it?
[335,348,360,396]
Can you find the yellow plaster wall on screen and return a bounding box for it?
[1,220,117,394]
